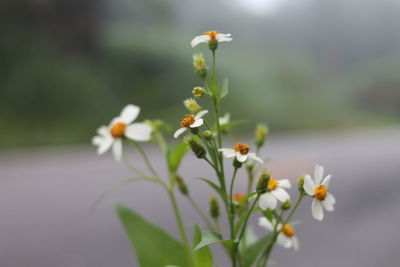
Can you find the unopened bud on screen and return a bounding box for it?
[183,98,201,113]
[233,158,243,169]
[202,130,213,141]
[176,175,189,195]
[246,162,255,171]
[209,196,219,219]
[193,53,207,80]
[185,136,206,159]
[256,171,271,195]
[255,123,269,149]
[297,174,306,194]
[281,200,292,211]
[192,87,206,98]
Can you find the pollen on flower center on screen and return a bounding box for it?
[314,185,328,201]
[204,31,219,41]
[234,143,250,155]
[282,224,295,237]
[180,114,195,128]
[267,178,279,191]
[111,122,126,138]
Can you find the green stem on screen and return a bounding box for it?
[229,167,239,213]
[129,139,159,177]
[187,196,215,231]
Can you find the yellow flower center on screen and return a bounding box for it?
[234,143,250,155]
[314,185,328,201]
[267,178,279,191]
[180,114,195,128]
[110,122,126,138]
[204,31,219,42]
[282,224,295,237]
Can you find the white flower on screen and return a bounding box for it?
[258,217,299,251]
[91,104,152,161]
[191,31,232,47]
[219,142,263,164]
[173,110,208,138]
[219,113,230,125]
[303,164,336,221]
[259,178,291,210]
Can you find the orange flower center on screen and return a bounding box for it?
[267,178,279,191]
[110,122,126,138]
[282,224,295,237]
[180,114,195,128]
[204,31,219,41]
[314,185,328,201]
[234,193,246,202]
[234,143,250,155]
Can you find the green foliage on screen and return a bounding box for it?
[194,231,225,250]
[197,178,228,206]
[116,204,191,267]
[167,141,189,172]
[241,234,274,267]
[220,78,229,99]
[193,224,213,267]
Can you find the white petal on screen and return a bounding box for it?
[97,136,113,155]
[303,175,315,196]
[277,234,292,248]
[322,193,335,211]
[248,153,264,164]
[216,33,233,43]
[219,148,236,158]
[109,116,122,128]
[97,125,110,137]
[195,110,208,119]
[112,139,122,161]
[327,192,336,204]
[120,104,140,124]
[259,192,277,210]
[92,136,103,146]
[314,164,324,185]
[322,175,332,187]
[190,118,203,128]
[173,127,187,138]
[292,236,299,251]
[258,217,274,232]
[125,123,152,142]
[278,179,291,189]
[236,153,248,163]
[219,113,230,125]
[190,35,210,47]
[311,199,324,221]
[271,187,290,202]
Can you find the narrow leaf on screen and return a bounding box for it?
[168,141,189,172]
[193,224,213,267]
[194,231,225,250]
[196,178,228,205]
[220,78,229,99]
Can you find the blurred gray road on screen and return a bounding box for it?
[1,127,400,267]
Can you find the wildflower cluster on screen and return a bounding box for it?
[91,30,336,267]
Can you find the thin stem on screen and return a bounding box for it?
[129,139,159,177]
[229,167,239,213]
[122,156,152,179]
[187,196,215,231]
[237,195,260,243]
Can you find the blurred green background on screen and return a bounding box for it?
[1,0,399,149]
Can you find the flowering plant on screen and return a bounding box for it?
[92,30,335,267]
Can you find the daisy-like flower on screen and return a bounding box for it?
[259,177,291,210]
[173,110,208,138]
[303,165,335,221]
[191,31,232,47]
[91,104,152,161]
[219,142,263,164]
[258,217,299,251]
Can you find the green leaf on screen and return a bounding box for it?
[194,231,225,250]
[220,78,229,99]
[193,224,213,267]
[116,204,191,267]
[196,178,228,206]
[242,234,274,267]
[167,141,189,172]
[219,120,247,133]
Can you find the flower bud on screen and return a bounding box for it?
[202,130,213,141]
[281,200,292,211]
[256,171,271,195]
[183,98,201,113]
[176,175,189,195]
[208,41,218,52]
[209,196,219,219]
[297,174,306,194]
[246,162,255,172]
[185,136,206,159]
[255,123,269,149]
[233,158,243,169]
[192,87,206,98]
[193,53,207,80]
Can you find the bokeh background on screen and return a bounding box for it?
[1,0,400,266]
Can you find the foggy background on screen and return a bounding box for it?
[1,0,399,266]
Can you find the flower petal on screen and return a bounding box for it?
[112,138,122,161]
[259,192,277,210]
[125,123,152,142]
[248,153,264,164]
[271,187,290,202]
[311,199,324,221]
[190,118,203,128]
[258,217,274,232]
[191,35,210,47]
[96,136,113,155]
[314,164,324,185]
[322,174,332,187]
[303,175,315,196]
[109,116,122,128]
[277,234,292,248]
[322,193,335,212]
[278,179,291,189]
[216,33,233,43]
[97,126,110,137]
[219,148,236,158]
[195,110,208,119]
[173,127,187,138]
[236,153,248,163]
[120,104,140,124]
[219,113,230,125]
